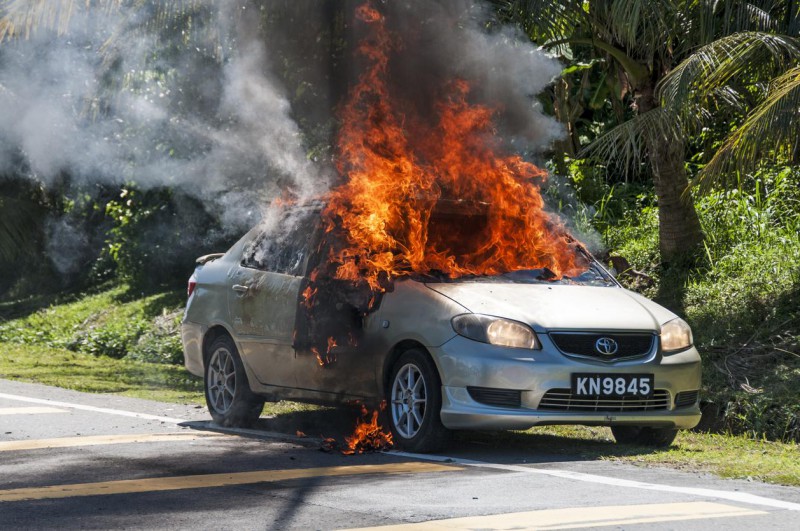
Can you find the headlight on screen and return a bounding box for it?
[660,317,693,353]
[452,314,540,349]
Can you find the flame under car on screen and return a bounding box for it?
[181,204,701,452]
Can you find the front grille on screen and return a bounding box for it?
[538,389,670,412]
[467,387,521,408]
[675,390,699,408]
[550,332,655,361]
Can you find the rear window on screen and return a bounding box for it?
[241,208,319,275]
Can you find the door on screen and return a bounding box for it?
[227,209,316,387]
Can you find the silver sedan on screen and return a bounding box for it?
[181,208,701,452]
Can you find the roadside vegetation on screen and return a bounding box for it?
[569,164,800,444]
[0,285,200,402]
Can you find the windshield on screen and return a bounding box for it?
[420,260,616,287]
[416,204,612,286]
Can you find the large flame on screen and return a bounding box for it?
[321,2,587,291]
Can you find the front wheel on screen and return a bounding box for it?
[611,426,678,447]
[204,335,264,427]
[387,349,450,453]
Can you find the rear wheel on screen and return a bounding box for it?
[204,335,264,427]
[387,349,450,453]
[611,426,678,447]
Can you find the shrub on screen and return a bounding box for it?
[128,309,185,365]
[593,165,800,442]
[104,186,230,292]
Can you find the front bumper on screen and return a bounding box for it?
[431,334,702,431]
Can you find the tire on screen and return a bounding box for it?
[387,349,450,453]
[611,426,678,447]
[204,335,264,428]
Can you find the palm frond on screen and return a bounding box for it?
[696,65,800,190]
[490,0,588,45]
[603,0,677,63]
[579,107,684,181]
[0,1,215,44]
[715,0,783,33]
[0,0,124,41]
[658,31,800,115]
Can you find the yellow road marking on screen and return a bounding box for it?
[0,462,460,502]
[340,501,766,530]
[0,432,227,452]
[0,407,69,415]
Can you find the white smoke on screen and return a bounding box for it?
[0,2,327,229]
[0,1,574,277]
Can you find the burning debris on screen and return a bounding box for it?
[319,402,394,455]
[343,401,394,455]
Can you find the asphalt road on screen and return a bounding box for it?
[1,378,799,530]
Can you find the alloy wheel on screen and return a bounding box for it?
[207,347,236,414]
[391,362,428,439]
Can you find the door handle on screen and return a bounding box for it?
[232,284,249,294]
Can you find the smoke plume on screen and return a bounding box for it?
[0,0,568,278]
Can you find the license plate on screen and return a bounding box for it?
[571,373,654,398]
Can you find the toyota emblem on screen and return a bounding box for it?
[595,337,619,356]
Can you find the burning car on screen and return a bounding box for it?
[181,2,700,452]
[181,202,702,452]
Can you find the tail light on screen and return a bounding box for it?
[187,274,197,297]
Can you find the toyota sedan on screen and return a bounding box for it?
[181,205,701,452]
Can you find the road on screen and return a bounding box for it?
[1,378,799,530]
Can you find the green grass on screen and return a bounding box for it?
[0,283,196,402]
[0,284,185,364]
[0,342,204,403]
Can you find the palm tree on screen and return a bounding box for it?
[659,30,800,191]
[495,0,800,264]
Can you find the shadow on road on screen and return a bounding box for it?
[183,405,670,465]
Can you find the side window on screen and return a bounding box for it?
[241,209,318,275]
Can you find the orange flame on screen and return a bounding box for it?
[312,346,324,366]
[342,401,393,455]
[320,1,587,291]
[301,285,317,308]
[313,337,339,366]
[326,336,338,364]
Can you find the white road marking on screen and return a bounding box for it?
[0,407,69,415]
[391,451,800,512]
[0,392,186,424]
[339,501,766,530]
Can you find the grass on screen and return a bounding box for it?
[0,342,204,403]
[0,284,186,364]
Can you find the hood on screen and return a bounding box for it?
[425,282,677,332]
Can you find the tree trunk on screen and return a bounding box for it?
[637,83,704,264]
